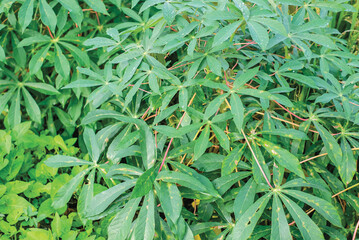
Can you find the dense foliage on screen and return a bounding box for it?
[1,0,359,239]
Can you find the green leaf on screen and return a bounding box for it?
[340,139,356,185]
[0,88,15,116]
[230,93,244,132]
[107,164,144,178]
[233,67,259,90]
[8,90,21,128]
[22,87,41,123]
[259,129,309,140]
[213,171,252,195]
[254,18,287,36]
[59,42,90,67]
[280,194,324,240]
[157,182,182,222]
[87,179,136,216]
[62,79,102,89]
[313,122,343,168]
[233,178,257,220]
[78,169,95,223]
[24,82,59,95]
[52,169,91,209]
[157,171,208,194]
[133,191,155,240]
[271,194,291,240]
[83,127,100,163]
[256,137,305,178]
[204,93,229,120]
[29,45,51,75]
[247,21,269,50]
[18,0,34,32]
[39,0,57,32]
[221,143,246,176]
[131,165,158,198]
[211,124,229,151]
[45,155,92,168]
[108,197,141,240]
[213,20,241,46]
[56,0,83,26]
[83,0,108,15]
[228,193,271,240]
[18,35,51,47]
[299,33,338,50]
[233,0,250,20]
[280,72,318,89]
[206,55,222,76]
[194,124,210,160]
[169,161,221,198]
[0,45,5,62]
[54,44,70,79]
[283,189,342,227]
[162,2,176,24]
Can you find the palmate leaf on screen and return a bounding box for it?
[282,189,342,227]
[156,182,182,223]
[228,192,272,240]
[52,168,92,209]
[45,155,93,168]
[86,179,136,216]
[233,178,257,220]
[271,194,291,240]
[133,191,155,240]
[256,137,305,178]
[313,122,343,171]
[279,194,324,240]
[131,165,158,198]
[108,197,141,240]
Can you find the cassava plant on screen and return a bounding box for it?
[1,0,359,239]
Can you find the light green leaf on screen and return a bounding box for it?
[340,139,356,185]
[54,44,70,79]
[83,127,100,163]
[162,2,176,24]
[194,124,210,160]
[52,168,91,209]
[87,179,136,216]
[22,87,41,123]
[233,178,257,220]
[133,191,155,240]
[39,0,57,32]
[108,197,141,240]
[247,21,268,50]
[280,194,324,240]
[204,93,229,120]
[207,55,222,76]
[228,193,271,240]
[18,0,34,32]
[131,165,158,198]
[45,156,93,168]
[83,0,108,14]
[256,137,305,178]
[271,194,291,240]
[24,82,59,95]
[313,122,342,168]
[211,124,229,151]
[221,143,246,176]
[283,189,342,227]
[157,182,182,222]
[213,20,241,46]
[230,93,244,132]
[259,129,309,140]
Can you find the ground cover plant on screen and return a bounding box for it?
[1,0,359,239]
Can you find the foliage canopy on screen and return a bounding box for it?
[1,0,359,239]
